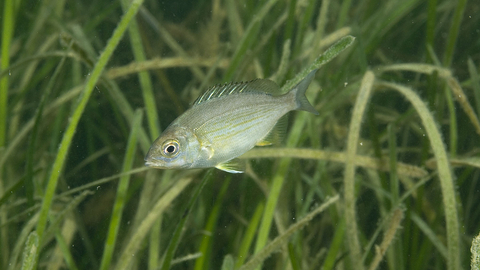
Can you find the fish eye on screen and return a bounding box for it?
[162,140,180,157]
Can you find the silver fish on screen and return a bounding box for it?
[145,70,318,173]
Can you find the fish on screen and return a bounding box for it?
[145,69,319,173]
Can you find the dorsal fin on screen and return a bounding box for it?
[193,79,280,105]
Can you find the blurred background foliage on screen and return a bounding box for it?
[0,0,479,269]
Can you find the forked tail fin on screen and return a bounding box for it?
[290,69,319,115]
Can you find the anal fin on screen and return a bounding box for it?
[256,115,288,146]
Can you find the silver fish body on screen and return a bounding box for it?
[145,70,318,173]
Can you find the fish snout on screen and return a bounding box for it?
[144,146,162,167]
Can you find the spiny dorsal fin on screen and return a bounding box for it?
[193,79,280,105]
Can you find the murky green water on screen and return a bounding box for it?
[0,0,479,269]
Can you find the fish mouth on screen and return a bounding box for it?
[144,154,172,169]
[144,159,165,169]
[144,160,155,167]
[144,152,161,168]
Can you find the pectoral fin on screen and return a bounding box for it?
[215,158,245,173]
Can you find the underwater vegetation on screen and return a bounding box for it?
[0,0,480,269]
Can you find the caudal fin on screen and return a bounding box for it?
[290,69,319,115]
